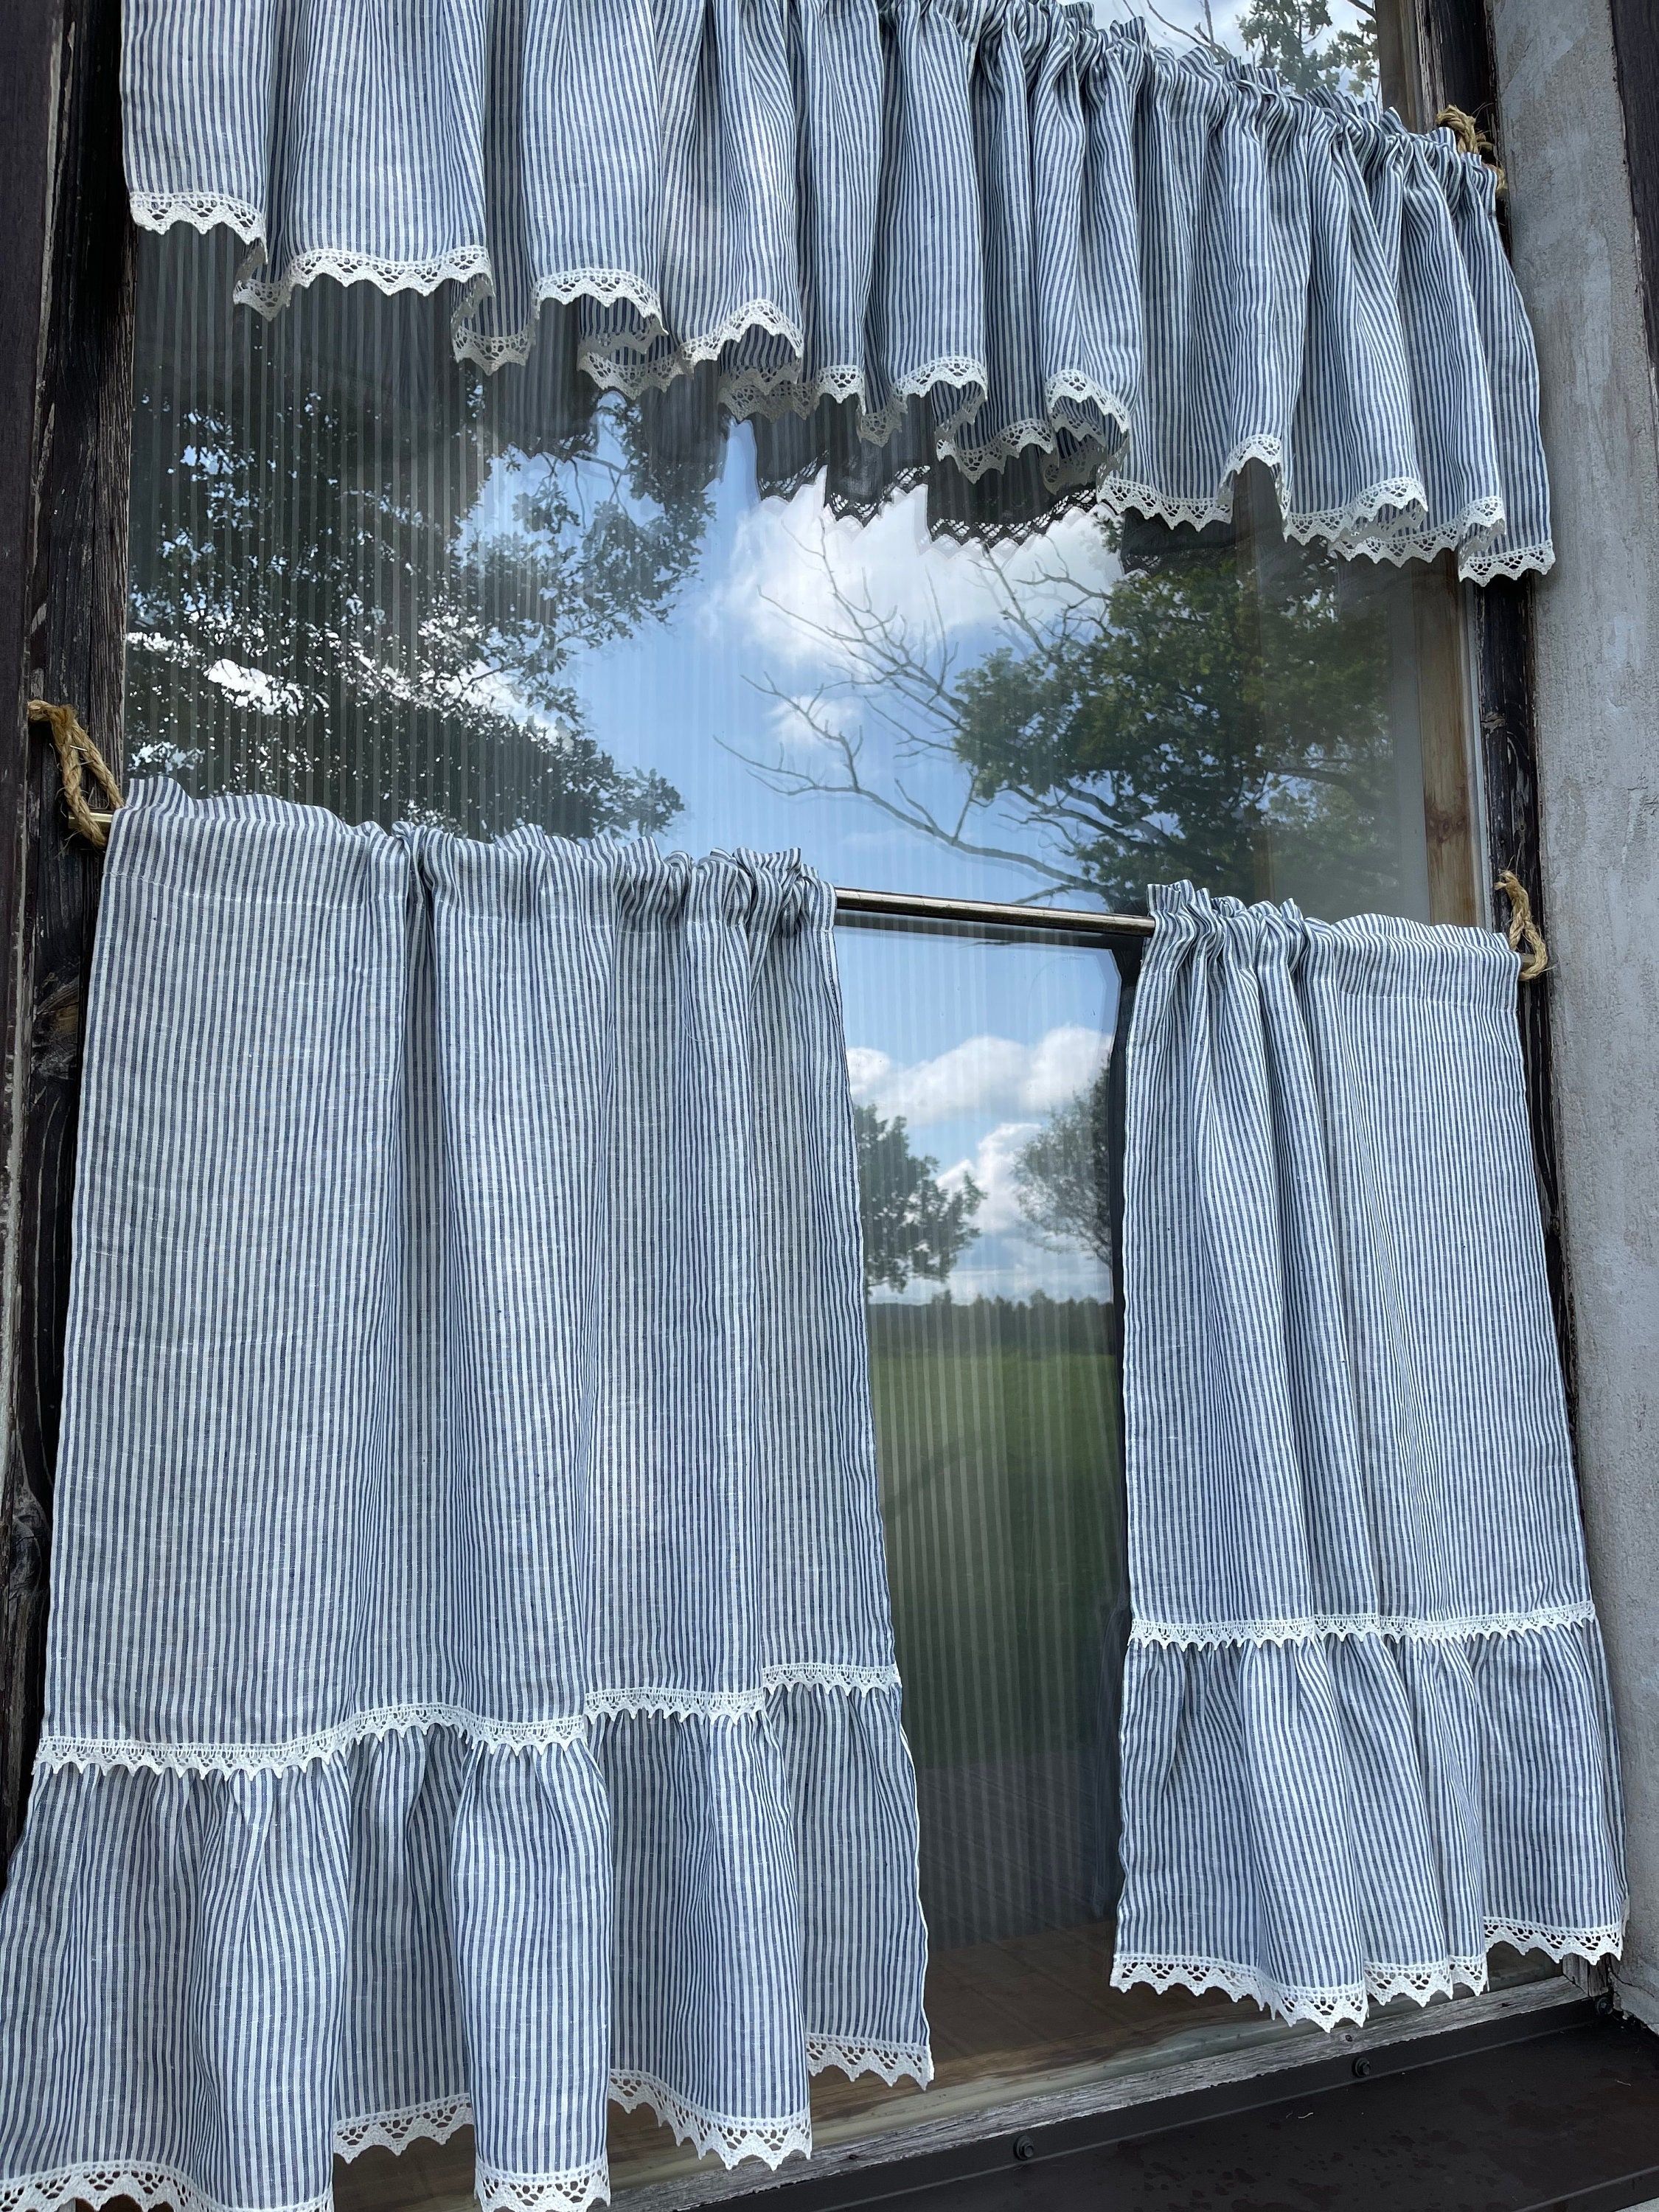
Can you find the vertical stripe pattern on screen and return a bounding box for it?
[1110,884,1626,2029]
[122,1,1551,580]
[0,781,930,2212]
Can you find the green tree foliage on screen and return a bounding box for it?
[854,1104,984,1295]
[128,291,699,838]
[1154,0,1377,94]
[1012,1066,1113,1266]
[742,501,1402,919]
[950,531,1397,914]
[1234,0,1377,93]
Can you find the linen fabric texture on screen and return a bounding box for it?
[0,781,931,2212]
[1110,885,1626,2029]
[122,0,1549,580]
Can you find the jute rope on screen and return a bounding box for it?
[1496,869,1548,982]
[1435,104,1506,194]
[27,700,123,848]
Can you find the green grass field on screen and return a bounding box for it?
[868,1307,1126,1772]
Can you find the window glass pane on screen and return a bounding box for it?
[128,229,1458,925]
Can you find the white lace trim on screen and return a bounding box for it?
[116,206,1555,577]
[609,2072,811,2171]
[0,2166,325,2212]
[1113,1918,1623,2030]
[335,2093,473,2160]
[1129,1599,1600,1650]
[129,189,265,245]
[1487,1916,1626,1964]
[1459,541,1555,582]
[235,244,494,320]
[806,2035,933,2087]
[476,2160,610,2212]
[0,2042,927,2212]
[35,1703,589,1778]
[33,1668,902,1779]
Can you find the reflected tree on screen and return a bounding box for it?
[734,503,1400,916]
[855,1105,984,1296]
[1013,1065,1113,1267]
[1148,0,1377,91]
[128,366,702,838]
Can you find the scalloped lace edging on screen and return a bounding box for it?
[129,189,265,245]
[336,2093,474,2160]
[108,219,1557,577]
[35,1702,589,1778]
[1112,1919,1624,2030]
[476,2160,610,2212]
[1129,1599,1600,1650]
[33,1666,902,1780]
[0,2165,326,2212]
[806,2035,933,2087]
[608,2072,811,2171]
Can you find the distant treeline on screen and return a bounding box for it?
[865,1293,1115,1357]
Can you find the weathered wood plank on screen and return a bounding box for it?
[0,0,133,1873]
[1410,0,1575,1416]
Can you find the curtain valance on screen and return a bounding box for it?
[0,782,930,2212]
[1111,886,1624,2028]
[123,1,1552,581]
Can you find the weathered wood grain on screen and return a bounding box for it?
[0,0,133,1874]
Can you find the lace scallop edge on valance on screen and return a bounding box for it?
[123,197,1552,586]
[1110,1919,1627,2032]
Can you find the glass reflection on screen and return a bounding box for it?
[130,227,1438,924]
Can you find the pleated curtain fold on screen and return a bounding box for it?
[1111,884,1625,2028]
[0,780,930,2212]
[122,0,1552,580]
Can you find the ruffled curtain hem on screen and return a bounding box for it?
[0,2030,935,2212]
[125,192,1551,585]
[1110,1919,1626,2032]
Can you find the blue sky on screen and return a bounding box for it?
[481,418,1125,1305]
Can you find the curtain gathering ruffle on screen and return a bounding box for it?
[1110,887,1625,2030]
[122,0,1552,580]
[0,783,930,2212]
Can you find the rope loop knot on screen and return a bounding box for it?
[1435,104,1507,194]
[1496,869,1548,982]
[27,700,124,848]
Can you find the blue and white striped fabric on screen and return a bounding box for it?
[0,781,931,2212]
[122,1,1551,581]
[1111,884,1626,2030]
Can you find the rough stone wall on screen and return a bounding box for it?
[1491,0,1659,2025]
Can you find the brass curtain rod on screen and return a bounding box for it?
[27,701,1548,980]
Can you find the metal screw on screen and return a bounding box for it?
[1352,2056,1372,2079]
[1012,2135,1038,2162]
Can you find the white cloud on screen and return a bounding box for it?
[846,1025,1110,1129]
[939,1120,1043,1237]
[712,479,1113,678]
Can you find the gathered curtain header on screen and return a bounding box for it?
[123,0,1551,581]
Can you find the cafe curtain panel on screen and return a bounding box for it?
[0,781,931,2212]
[1110,885,1626,2029]
[122,0,1551,580]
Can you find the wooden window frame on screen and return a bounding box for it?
[0,1,1589,2202]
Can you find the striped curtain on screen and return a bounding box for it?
[0,781,929,2212]
[122,1,1551,580]
[1110,884,1625,2028]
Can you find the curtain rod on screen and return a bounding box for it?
[26,702,1548,980]
[832,884,1154,938]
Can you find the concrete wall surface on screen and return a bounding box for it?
[1492,0,1659,2025]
